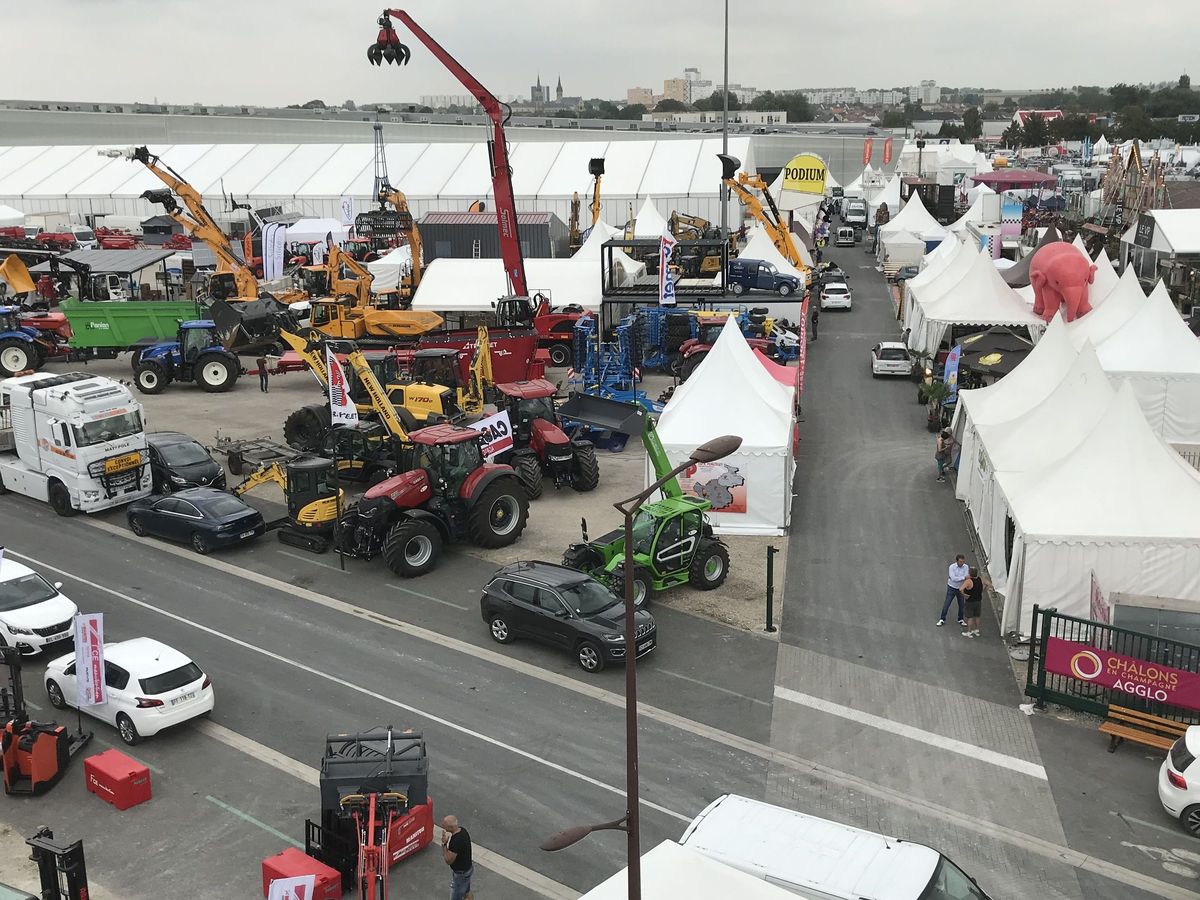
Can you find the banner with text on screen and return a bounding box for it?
[1045,637,1200,711]
[73,613,106,707]
[468,410,514,460]
[659,234,678,306]
[267,875,317,900]
[781,154,827,195]
[340,195,355,227]
[325,346,359,426]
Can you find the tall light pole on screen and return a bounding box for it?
[541,435,743,899]
[720,0,730,240]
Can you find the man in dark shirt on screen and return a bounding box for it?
[442,814,473,900]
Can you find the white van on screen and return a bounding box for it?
[680,795,991,900]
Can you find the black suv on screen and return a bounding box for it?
[481,561,657,673]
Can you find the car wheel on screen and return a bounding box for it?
[576,640,605,673]
[731,283,745,296]
[46,679,66,710]
[778,282,793,296]
[547,343,572,368]
[116,713,141,746]
[129,516,147,537]
[191,532,211,555]
[489,615,514,644]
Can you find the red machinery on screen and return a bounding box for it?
[161,232,193,251]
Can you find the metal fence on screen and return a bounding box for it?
[1025,604,1200,722]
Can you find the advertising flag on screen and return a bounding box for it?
[340,195,355,227]
[262,223,287,281]
[659,234,678,307]
[862,139,874,167]
[325,346,359,426]
[73,613,106,707]
[943,343,962,397]
[468,410,514,461]
[883,137,894,166]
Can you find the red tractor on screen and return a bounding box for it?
[495,293,587,368]
[35,233,78,253]
[492,379,600,499]
[678,312,781,381]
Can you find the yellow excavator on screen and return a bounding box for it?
[718,153,811,282]
[232,456,345,550]
[569,158,606,251]
[668,211,727,277]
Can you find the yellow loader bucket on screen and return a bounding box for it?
[0,255,35,295]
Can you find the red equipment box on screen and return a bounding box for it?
[261,848,341,900]
[83,749,151,811]
[388,798,434,865]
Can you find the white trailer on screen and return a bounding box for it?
[0,372,152,515]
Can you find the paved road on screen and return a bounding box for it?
[775,241,1193,900]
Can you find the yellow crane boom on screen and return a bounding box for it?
[718,153,808,276]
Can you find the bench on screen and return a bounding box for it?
[1099,704,1189,753]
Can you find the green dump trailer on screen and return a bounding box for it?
[60,298,202,356]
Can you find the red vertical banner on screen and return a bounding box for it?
[862,139,874,167]
[882,138,894,166]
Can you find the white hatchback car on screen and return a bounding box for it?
[0,558,78,655]
[820,281,852,310]
[1159,726,1200,835]
[871,341,912,377]
[44,637,214,745]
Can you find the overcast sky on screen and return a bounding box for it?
[4,1,1190,105]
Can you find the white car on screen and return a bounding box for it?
[871,341,912,377]
[820,282,852,310]
[44,637,214,745]
[0,558,78,655]
[1159,726,1200,835]
[834,226,856,247]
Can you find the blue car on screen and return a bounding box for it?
[126,487,265,554]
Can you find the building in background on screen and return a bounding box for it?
[662,78,689,104]
[420,95,478,109]
[909,80,941,105]
[627,87,655,108]
[683,67,713,105]
[530,75,549,105]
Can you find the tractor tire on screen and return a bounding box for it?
[284,404,331,451]
[48,482,76,518]
[570,443,600,492]
[513,454,543,500]
[562,543,601,572]
[0,338,36,376]
[547,342,572,368]
[468,477,529,549]
[688,540,730,590]
[130,348,143,371]
[680,351,707,382]
[226,451,244,477]
[382,518,442,578]
[134,361,169,395]
[611,564,654,608]
[197,354,238,393]
[667,351,684,377]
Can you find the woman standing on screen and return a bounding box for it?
[962,568,984,637]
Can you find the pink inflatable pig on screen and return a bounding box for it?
[1029,242,1097,323]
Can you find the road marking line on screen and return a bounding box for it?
[38,529,1200,900]
[659,669,771,707]
[277,550,348,573]
[774,685,1047,781]
[24,699,41,711]
[90,737,165,775]
[386,583,470,611]
[12,549,688,827]
[1111,810,1185,839]
[196,720,579,900]
[205,794,304,848]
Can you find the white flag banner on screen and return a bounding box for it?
[267,875,317,900]
[73,613,106,707]
[468,410,514,461]
[262,223,287,282]
[659,234,679,307]
[340,196,355,227]
[326,346,359,426]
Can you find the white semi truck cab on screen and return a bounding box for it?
[0,372,152,515]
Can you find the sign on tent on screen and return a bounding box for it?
[781,154,827,195]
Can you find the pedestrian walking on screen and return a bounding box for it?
[938,554,970,628]
[809,304,819,341]
[256,356,269,393]
[962,567,984,637]
[934,429,953,482]
[442,815,473,900]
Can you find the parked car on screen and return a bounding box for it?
[126,487,265,554]
[0,558,78,656]
[147,432,226,492]
[1159,726,1200,835]
[820,282,853,310]
[726,258,803,297]
[871,342,912,377]
[834,226,856,247]
[480,561,657,673]
[894,264,920,282]
[843,199,869,230]
[44,637,214,744]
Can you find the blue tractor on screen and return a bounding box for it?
[0,306,49,377]
[133,320,242,394]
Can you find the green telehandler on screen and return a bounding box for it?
[559,393,731,607]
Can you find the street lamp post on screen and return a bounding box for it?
[541,435,743,899]
[720,0,729,241]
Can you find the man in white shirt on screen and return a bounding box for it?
[938,554,970,627]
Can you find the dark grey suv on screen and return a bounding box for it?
[481,561,657,672]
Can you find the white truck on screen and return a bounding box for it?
[0,372,152,515]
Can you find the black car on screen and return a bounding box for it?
[147,432,225,492]
[481,561,657,673]
[126,488,265,554]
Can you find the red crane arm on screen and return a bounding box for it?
[373,10,528,296]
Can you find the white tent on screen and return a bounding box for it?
[741,225,812,274]
[573,220,645,284]
[879,192,940,239]
[286,217,350,243]
[1063,267,1145,348]
[1093,282,1200,443]
[997,383,1200,635]
[965,180,995,204]
[904,237,975,335]
[1093,134,1110,158]
[948,194,987,234]
[0,203,23,227]
[1090,249,1118,301]
[867,174,901,216]
[632,196,670,238]
[655,317,794,535]
[581,841,797,900]
[880,230,925,268]
[366,245,411,292]
[967,343,1114,591]
[412,257,602,312]
[843,164,875,197]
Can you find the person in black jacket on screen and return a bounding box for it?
[442,815,473,900]
[962,567,984,638]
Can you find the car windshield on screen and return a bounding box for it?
[0,573,59,612]
[561,579,621,616]
[202,495,252,518]
[516,397,556,422]
[73,411,143,447]
[920,857,991,900]
[74,229,95,241]
[158,440,211,467]
[879,347,909,361]
[139,661,204,695]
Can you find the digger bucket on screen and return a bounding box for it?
[368,14,411,66]
[588,158,606,177]
[558,392,648,437]
[717,153,741,181]
[208,297,300,351]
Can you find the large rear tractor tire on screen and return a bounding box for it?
[284,404,332,452]
[197,354,238,393]
[688,540,730,590]
[570,443,600,492]
[680,351,707,383]
[382,518,443,578]
[134,361,169,395]
[513,454,543,500]
[0,339,36,377]
[468,478,529,549]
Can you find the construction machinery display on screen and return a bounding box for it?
[718,153,811,282]
[560,393,730,606]
[492,378,600,498]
